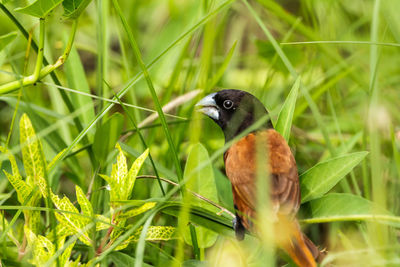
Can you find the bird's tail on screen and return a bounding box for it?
[278,218,323,267]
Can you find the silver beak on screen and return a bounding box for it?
[195,93,219,120]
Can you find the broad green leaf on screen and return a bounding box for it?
[275,76,300,142]
[0,32,17,51]
[118,202,156,219]
[62,0,92,19]
[115,226,176,250]
[15,0,63,18]
[183,143,219,248]
[300,152,369,203]
[75,185,93,217]
[19,114,47,185]
[304,193,399,227]
[108,252,154,267]
[93,113,124,164]
[64,42,94,127]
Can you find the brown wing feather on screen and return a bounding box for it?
[224,129,300,229]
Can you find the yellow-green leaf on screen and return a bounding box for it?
[25,226,54,265]
[0,146,21,180]
[3,171,32,204]
[125,148,149,199]
[47,148,67,172]
[19,114,47,185]
[50,192,91,245]
[75,185,93,217]
[118,202,156,219]
[95,214,110,231]
[115,226,176,250]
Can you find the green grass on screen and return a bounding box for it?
[0,0,400,266]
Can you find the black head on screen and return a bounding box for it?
[196,89,272,141]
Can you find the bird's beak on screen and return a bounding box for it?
[195,93,219,120]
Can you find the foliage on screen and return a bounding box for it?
[1,0,400,266]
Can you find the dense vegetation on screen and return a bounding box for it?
[0,0,399,266]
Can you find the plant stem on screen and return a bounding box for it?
[32,18,45,82]
[0,20,77,95]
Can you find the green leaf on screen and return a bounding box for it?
[275,76,300,142]
[183,143,219,248]
[0,32,17,51]
[93,113,124,164]
[300,152,369,203]
[19,114,47,186]
[15,0,63,18]
[62,0,92,19]
[304,193,400,227]
[75,185,93,217]
[109,252,153,267]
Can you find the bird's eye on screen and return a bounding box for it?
[223,100,233,109]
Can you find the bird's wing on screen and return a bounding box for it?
[224,129,300,228]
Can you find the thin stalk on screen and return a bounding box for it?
[111,0,184,185]
[0,20,78,95]
[31,18,45,82]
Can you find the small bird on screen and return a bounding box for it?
[196,89,322,267]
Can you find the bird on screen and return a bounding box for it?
[196,89,323,267]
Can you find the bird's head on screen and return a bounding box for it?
[196,89,272,141]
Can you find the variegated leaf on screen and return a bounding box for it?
[3,170,32,203]
[115,226,176,250]
[19,114,47,184]
[59,240,76,266]
[75,185,93,218]
[111,144,128,201]
[0,146,21,180]
[125,148,149,199]
[25,226,54,265]
[50,192,92,245]
[47,148,67,171]
[95,214,111,231]
[118,202,156,219]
